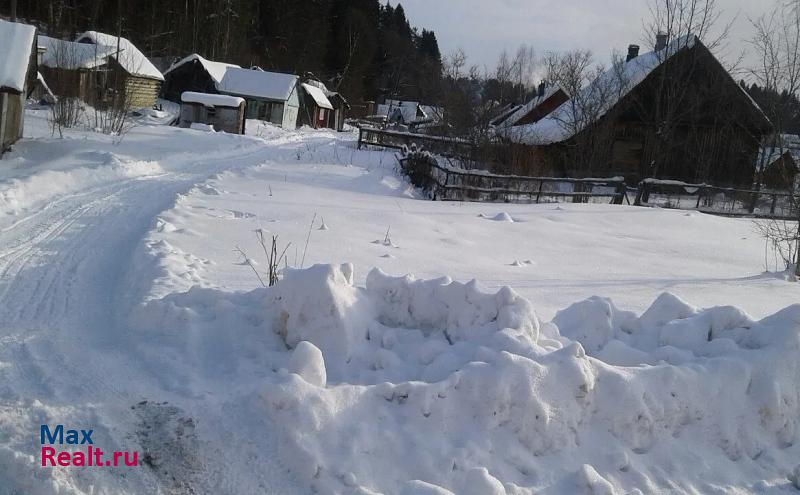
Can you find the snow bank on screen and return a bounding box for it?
[129,263,800,494]
[0,153,163,221]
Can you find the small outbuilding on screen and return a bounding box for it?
[299,78,350,131]
[179,91,246,134]
[0,19,37,155]
[300,82,333,129]
[218,68,299,129]
[74,31,164,109]
[37,35,116,103]
[162,54,240,102]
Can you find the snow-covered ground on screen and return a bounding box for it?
[0,109,799,494]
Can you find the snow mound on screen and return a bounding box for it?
[130,265,800,494]
[484,211,515,222]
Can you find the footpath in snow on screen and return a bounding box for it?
[0,110,798,494]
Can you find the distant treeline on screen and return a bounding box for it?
[3,0,443,105]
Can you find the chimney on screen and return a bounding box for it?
[655,32,669,51]
[538,81,546,97]
[626,44,640,62]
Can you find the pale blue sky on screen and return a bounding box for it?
[400,0,772,77]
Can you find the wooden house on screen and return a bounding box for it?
[505,35,772,186]
[218,68,299,129]
[0,19,36,155]
[179,91,246,134]
[162,54,240,102]
[74,31,164,109]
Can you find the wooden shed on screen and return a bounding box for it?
[162,54,240,103]
[0,19,36,155]
[74,31,164,109]
[299,78,350,131]
[37,35,116,104]
[300,82,334,129]
[218,68,299,129]
[179,91,246,134]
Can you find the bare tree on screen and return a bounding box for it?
[641,0,735,179]
[749,0,800,277]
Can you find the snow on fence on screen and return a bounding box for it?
[398,152,629,205]
[634,179,799,220]
[357,127,474,159]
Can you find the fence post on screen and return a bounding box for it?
[634,181,646,206]
[536,180,544,204]
[612,181,625,205]
[770,194,778,215]
[357,127,363,150]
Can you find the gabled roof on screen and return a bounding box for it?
[76,31,164,81]
[498,85,568,128]
[301,83,333,110]
[219,68,298,101]
[505,35,767,146]
[164,54,240,86]
[39,35,115,70]
[0,19,36,93]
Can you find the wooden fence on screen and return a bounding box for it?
[635,179,798,220]
[357,127,474,159]
[398,153,628,205]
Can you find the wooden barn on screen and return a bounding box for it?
[161,54,240,103]
[505,35,772,186]
[0,19,36,155]
[74,31,164,109]
[37,35,116,103]
[218,68,299,129]
[179,91,246,134]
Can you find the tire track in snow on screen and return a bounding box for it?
[0,142,302,493]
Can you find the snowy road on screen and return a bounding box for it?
[0,121,302,492]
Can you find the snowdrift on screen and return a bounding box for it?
[130,264,800,494]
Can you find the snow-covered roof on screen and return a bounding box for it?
[489,103,523,126]
[301,83,333,110]
[76,31,164,81]
[498,86,567,129]
[39,35,115,70]
[506,35,701,145]
[181,91,244,108]
[0,19,36,93]
[165,54,240,86]
[219,68,298,101]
